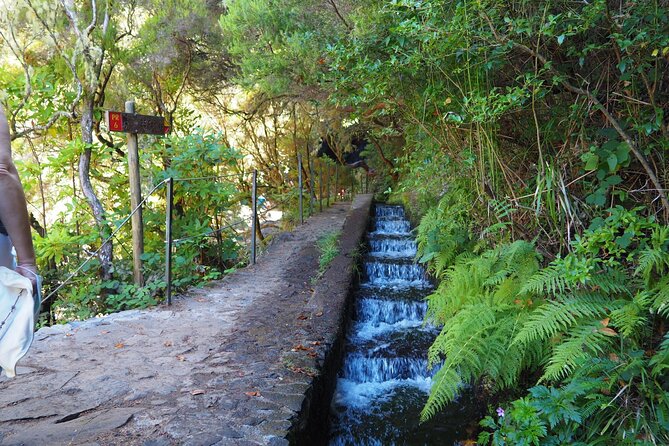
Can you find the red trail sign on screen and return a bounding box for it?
[105,111,170,135]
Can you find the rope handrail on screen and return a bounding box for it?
[172,219,247,244]
[42,179,169,304]
[173,172,244,182]
[40,165,341,308]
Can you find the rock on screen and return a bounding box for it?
[4,407,134,445]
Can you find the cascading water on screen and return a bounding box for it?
[328,204,480,445]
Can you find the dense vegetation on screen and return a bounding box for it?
[0,0,354,324]
[2,0,668,443]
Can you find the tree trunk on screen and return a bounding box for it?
[78,96,113,280]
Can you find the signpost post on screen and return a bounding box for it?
[105,104,169,287]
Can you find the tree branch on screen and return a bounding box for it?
[481,12,669,221]
[328,0,352,31]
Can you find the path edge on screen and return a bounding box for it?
[287,194,373,445]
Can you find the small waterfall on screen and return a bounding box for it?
[364,260,427,285]
[368,237,417,258]
[356,299,426,325]
[342,355,433,382]
[329,204,479,445]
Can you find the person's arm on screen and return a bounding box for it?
[0,105,37,286]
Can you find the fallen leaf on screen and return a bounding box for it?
[600,327,618,337]
[310,341,321,346]
[164,341,173,347]
[176,355,186,361]
[315,311,323,317]
[115,343,124,348]
[245,391,261,397]
[100,330,110,334]
[191,389,205,395]
[65,333,73,337]
[292,344,312,351]
[291,367,317,377]
[297,315,308,320]
[307,352,318,358]
[600,318,610,327]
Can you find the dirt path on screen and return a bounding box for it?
[0,197,371,446]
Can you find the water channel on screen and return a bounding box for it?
[328,204,480,445]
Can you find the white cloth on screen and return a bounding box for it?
[0,266,34,378]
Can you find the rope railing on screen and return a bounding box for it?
[42,179,170,304]
[40,162,355,310]
[172,172,245,182]
[172,219,247,244]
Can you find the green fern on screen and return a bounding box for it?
[423,302,520,421]
[541,320,615,381]
[635,225,669,286]
[521,264,569,295]
[585,268,631,295]
[423,241,541,421]
[651,276,669,317]
[610,291,652,338]
[649,332,669,376]
[420,367,463,422]
[514,293,618,346]
[415,192,473,279]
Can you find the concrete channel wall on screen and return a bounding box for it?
[288,194,373,445]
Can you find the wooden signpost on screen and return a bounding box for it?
[105,102,170,286]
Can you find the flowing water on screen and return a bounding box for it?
[328,204,480,445]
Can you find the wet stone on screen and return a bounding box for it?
[143,439,172,446]
[218,426,243,439]
[267,437,289,446]
[259,392,305,413]
[257,419,292,436]
[183,433,223,446]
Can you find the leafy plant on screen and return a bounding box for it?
[313,230,341,282]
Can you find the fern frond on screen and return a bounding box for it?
[586,268,631,295]
[420,366,463,422]
[480,311,532,389]
[635,225,669,285]
[521,264,568,295]
[541,320,615,382]
[424,303,528,420]
[636,247,669,285]
[514,293,617,346]
[651,276,669,317]
[610,291,652,338]
[484,241,539,288]
[650,332,669,376]
[427,303,497,367]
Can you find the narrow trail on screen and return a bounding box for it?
[0,198,370,446]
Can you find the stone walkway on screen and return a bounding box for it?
[0,196,373,446]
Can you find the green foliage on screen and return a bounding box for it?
[467,204,669,442]
[314,230,341,281]
[24,130,246,322]
[415,187,474,278]
[421,240,541,421]
[105,280,164,312]
[479,398,549,446]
